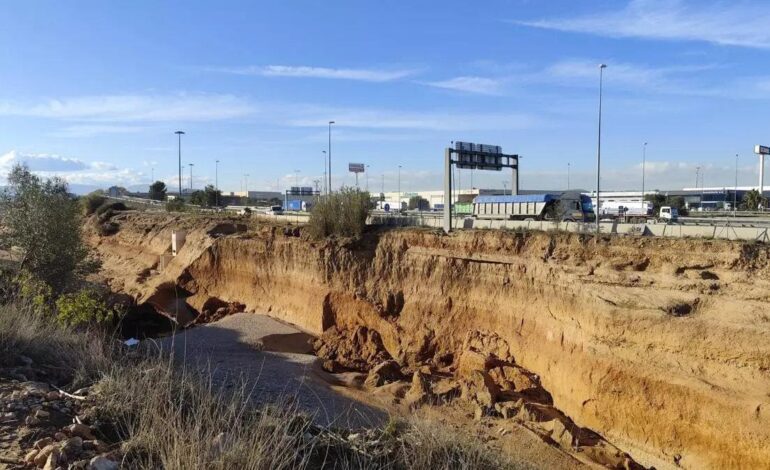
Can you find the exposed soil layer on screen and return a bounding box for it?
[89,212,770,469]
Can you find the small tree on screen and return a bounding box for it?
[149,181,167,201]
[308,187,371,239]
[408,196,429,211]
[0,164,91,294]
[742,189,766,211]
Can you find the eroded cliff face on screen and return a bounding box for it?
[92,212,770,469]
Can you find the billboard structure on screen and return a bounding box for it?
[755,145,770,196]
[444,142,519,233]
[349,162,365,187]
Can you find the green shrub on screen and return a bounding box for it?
[166,199,186,212]
[95,201,127,216]
[55,289,116,327]
[82,192,107,215]
[308,187,371,239]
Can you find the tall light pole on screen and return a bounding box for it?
[381,173,385,196]
[215,159,220,207]
[734,154,738,217]
[567,162,570,190]
[398,165,402,210]
[642,142,648,202]
[328,121,335,193]
[175,131,185,196]
[244,173,249,197]
[595,64,607,234]
[188,163,194,191]
[322,150,328,195]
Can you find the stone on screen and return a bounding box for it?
[494,401,521,419]
[67,423,96,440]
[42,448,61,470]
[46,391,60,401]
[34,444,58,467]
[460,370,500,407]
[83,440,109,453]
[62,436,84,457]
[25,415,40,426]
[35,409,50,419]
[34,437,54,449]
[404,371,433,407]
[456,349,492,376]
[24,449,39,465]
[88,455,119,470]
[54,432,68,441]
[549,419,575,448]
[364,360,403,387]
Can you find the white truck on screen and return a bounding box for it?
[657,206,678,223]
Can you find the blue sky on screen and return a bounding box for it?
[3,0,770,193]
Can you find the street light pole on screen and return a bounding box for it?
[734,154,738,217]
[244,173,249,196]
[328,121,335,193]
[398,165,402,210]
[322,151,327,195]
[596,64,607,234]
[642,142,647,202]
[215,159,220,207]
[188,163,194,191]
[175,131,185,197]
[567,162,570,190]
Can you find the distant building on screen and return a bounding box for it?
[229,190,282,200]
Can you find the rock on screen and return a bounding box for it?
[364,360,403,387]
[35,409,50,419]
[62,436,84,457]
[25,415,41,426]
[549,419,576,448]
[489,366,535,392]
[432,379,461,402]
[42,448,61,470]
[494,401,522,419]
[456,349,492,376]
[46,391,60,401]
[34,444,58,467]
[67,423,96,440]
[88,456,118,470]
[24,449,39,465]
[54,432,68,441]
[460,370,500,407]
[404,371,433,407]
[34,437,54,449]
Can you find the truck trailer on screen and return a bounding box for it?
[472,192,595,222]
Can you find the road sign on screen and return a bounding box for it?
[755,145,770,155]
[453,141,508,171]
[349,163,365,173]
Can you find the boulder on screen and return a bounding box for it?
[456,349,492,376]
[67,423,96,440]
[364,360,403,387]
[34,444,58,467]
[489,366,536,392]
[42,448,61,470]
[549,419,576,448]
[404,371,433,407]
[62,436,84,457]
[88,456,119,470]
[460,370,500,407]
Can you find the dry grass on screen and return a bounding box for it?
[0,303,523,469]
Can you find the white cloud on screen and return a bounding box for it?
[210,65,416,82]
[425,76,503,95]
[514,0,770,49]
[0,150,145,188]
[0,93,255,122]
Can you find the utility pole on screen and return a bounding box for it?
[328,121,335,193]
[244,173,249,197]
[175,131,185,197]
[381,173,385,196]
[188,163,194,191]
[595,64,607,234]
[567,162,570,190]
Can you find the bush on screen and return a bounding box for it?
[166,199,186,212]
[55,289,116,327]
[82,192,107,215]
[308,187,371,239]
[95,201,127,216]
